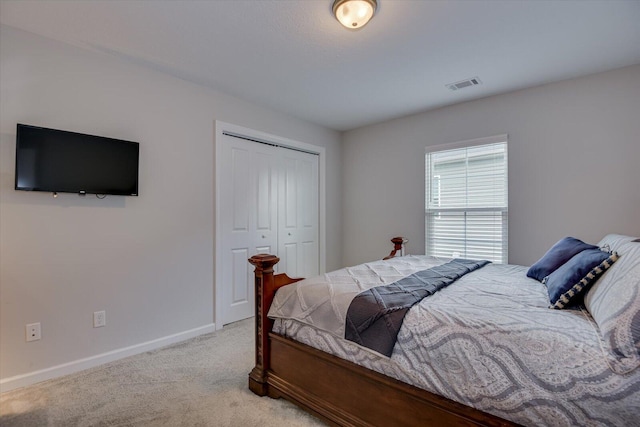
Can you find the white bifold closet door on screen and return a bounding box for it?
[277,149,319,279]
[219,133,319,325]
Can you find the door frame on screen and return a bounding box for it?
[214,120,326,329]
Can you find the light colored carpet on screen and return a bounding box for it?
[0,319,326,426]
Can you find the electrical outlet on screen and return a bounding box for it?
[93,310,106,328]
[26,323,41,342]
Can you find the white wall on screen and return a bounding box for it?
[0,25,341,386]
[342,65,640,267]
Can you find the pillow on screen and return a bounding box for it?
[527,237,599,282]
[597,234,638,253]
[546,248,618,309]
[585,237,640,373]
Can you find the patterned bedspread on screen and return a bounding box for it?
[269,255,640,426]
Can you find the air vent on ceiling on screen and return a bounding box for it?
[446,77,482,91]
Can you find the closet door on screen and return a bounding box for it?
[218,129,320,326]
[219,135,278,324]
[278,150,319,279]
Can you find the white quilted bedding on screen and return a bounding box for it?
[269,255,448,338]
[269,255,640,426]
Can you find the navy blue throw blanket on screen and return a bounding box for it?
[344,258,490,357]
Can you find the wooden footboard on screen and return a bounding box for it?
[248,241,518,427]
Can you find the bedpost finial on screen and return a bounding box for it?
[249,254,280,271]
[384,237,406,260]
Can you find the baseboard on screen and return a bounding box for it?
[0,323,216,393]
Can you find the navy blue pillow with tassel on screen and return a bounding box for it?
[526,237,599,282]
[546,248,618,309]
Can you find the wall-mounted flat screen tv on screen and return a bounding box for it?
[15,124,139,196]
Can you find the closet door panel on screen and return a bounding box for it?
[231,248,250,305]
[278,150,319,279]
[231,147,250,232]
[220,136,277,324]
[219,130,319,325]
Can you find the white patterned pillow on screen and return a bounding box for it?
[585,235,640,373]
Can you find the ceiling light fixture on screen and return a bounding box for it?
[332,0,377,30]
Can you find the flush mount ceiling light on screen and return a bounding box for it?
[332,0,378,29]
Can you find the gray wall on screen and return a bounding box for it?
[0,25,342,381]
[342,65,640,267]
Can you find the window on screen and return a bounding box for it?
[425,135,508,263]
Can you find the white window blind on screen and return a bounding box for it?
[425,136,508,263]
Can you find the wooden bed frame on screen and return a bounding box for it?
[248,239,518,427]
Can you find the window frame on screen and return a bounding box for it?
[425,134,508,263]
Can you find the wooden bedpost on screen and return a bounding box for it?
[248,254,280,396]
[383,236,406,260]
[247,254,303,396]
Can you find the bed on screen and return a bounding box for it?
[247,235,640,426]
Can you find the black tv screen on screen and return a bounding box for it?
[15,124,139,196]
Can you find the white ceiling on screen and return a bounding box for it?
[1,0,639,131]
